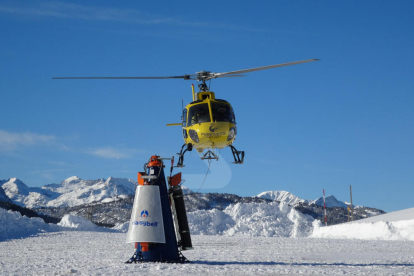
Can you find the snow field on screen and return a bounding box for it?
[1,232,414,275]
[2,202,414,274]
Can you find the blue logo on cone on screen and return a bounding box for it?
[140,210,149,218]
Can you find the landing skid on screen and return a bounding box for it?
[176,143,192,168]
[177,144,244,167]
[230,145,244,164]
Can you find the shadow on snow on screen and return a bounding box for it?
[191,261,414,267]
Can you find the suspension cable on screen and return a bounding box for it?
[195,159,211,193]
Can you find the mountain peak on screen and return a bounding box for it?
[255,190,309,205]
[8,177,25,185]
[2,178,29,190]
[1,178,30,205]
[312,195,349,209]
[0,186,12,203]
[61,176,82,185]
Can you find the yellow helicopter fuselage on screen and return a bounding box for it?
[169,90,237,153]
[183,91,237,152]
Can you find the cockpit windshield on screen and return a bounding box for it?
[211,102,235,123]
[188,103,211,126]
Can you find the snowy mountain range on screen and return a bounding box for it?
[1,176,386,229]
[0,176,366,211]
[1,176,135,208]
[255,190,353,209]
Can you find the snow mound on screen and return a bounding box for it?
[312,207,414,241]
[0,208,61,241]
[350,207,414,223]
[58,214,110,232]
[112,222,129,232]
[188,201,314,237]
[311,219,414,241]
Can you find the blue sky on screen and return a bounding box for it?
[1,1,413,212]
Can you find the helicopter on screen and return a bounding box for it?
[53,59,318,167]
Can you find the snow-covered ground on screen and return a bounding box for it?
[1,232,414,275]
[2,201,414,274]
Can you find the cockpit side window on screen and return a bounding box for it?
[182,108,187,127]
[188,103,211,126]
[211,102,234,123]
[231,106,236,124]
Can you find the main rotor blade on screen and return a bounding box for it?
[52,75,196,80]
[213,74,245,78]
[209,59,319,79]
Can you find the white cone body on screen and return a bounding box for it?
[126,185,165,243]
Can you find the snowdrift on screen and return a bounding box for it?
[58,214,112,232]
[187,201,314,237]
[311,219,414,241]
[116,201,414,241]
[0,209,114,241]
[0,208,61,241]
[112,222,130,232]
[3,194,414,243]
[115,201,314,237]
[311,207,414,241]
[349,206,414,223]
